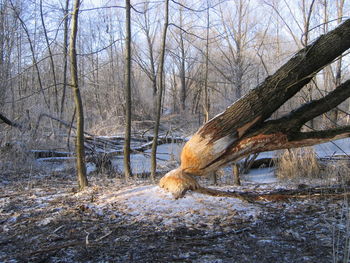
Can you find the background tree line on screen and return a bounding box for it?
[0,0,349,169]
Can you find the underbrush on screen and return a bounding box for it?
[0,128,37,173]
[275,147,320,180]
[323,160,350,185]
[275,147,350,184]
[275,147,350,263]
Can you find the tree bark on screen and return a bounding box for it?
[150,0,169,182]
[232,163,240,186]
[160,18,350,198]
[203,0,210,122]
[123,0,132,180]
[60,0,70,123]
[70,0,88,190]
[40,0,59,114]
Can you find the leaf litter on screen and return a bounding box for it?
[0,171,349,263]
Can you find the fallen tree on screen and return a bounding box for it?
[160,18,350,198]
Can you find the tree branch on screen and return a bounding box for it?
[289,126,350,146]
[261,78,350,133]
[199,18,350,142]
[0,112,23,129]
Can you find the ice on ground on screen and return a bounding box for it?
[243,167,277,183]
[314,138,350,157]
[37,216,55,226]
[93,185,260,229]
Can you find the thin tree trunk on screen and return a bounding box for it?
[10,0,50,110]
[150,0,169,181]
[331,0,345,127]
[232,163,241,186]
[60,0,70,123]
[70,0,88,190]
[40,0,59,114]
[203,0,210,123]
[179,8,186,112]
[180,38,186,111]
[0,112,22,129]
[123,0,132,180]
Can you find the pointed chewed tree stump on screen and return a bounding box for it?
[160,19,350,199]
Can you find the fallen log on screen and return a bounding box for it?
[83,134,186,154]
[159,18,350,198]
[30,150,72,159]
[193,185,350,202]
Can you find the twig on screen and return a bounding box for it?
[53,225,64,233]
[0,193,20,198]
[95,231,113,242]
[85,230,90,245]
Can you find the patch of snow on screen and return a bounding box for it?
[315,138,350,157]
[86,162,96,174]
[243,167,277,183]
[37,217,54,226]
[37,157,76,162]
[92,185,260,229]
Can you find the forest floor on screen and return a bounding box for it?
[0,169,349,263]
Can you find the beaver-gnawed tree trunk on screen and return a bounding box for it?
[160,18,350,199]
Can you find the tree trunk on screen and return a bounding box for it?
[330,0,345,127]
[70,0,88,190]
[150,0,169,182]
[123,0,132,180]
[60,0,70,123]
[160,18,350,198]
[11,0,50,111]
[179,8,186,112]
[232,163,241,186]
[203,0,210,122]
[40,0,59,114]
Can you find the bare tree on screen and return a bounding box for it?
[215,0,256,102]
[10,0,50,111]
[40,0,59,114]
[133,2,159,116]
[0,0,18,112]
[60,0,70,122]
[123,0,132,180]
[150,0,169,181]
[70,0,88,190]
[202,0,210,122]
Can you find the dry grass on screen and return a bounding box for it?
[323,160,350,185]
[275,147,320,180]
[0,128,39,173]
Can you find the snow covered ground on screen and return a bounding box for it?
[90,185,259,230]
[1,163,348,262]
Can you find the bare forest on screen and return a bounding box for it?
[1,0,350,262]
